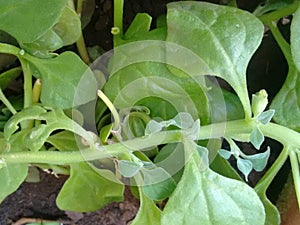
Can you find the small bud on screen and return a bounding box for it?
[251,89,268,118]
[111,27,120,35]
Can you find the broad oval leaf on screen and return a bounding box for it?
[56,162,124,212]
[161,153,265,225]
[24,51,97,109]
[130,188,161,225]
[0,0,68,43]
[166,2,264,118]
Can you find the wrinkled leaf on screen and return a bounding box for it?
[161,153,265,225]
[0,0,68,43]
[56,162,124,212]
[130,187,161,225]
[166,2,264,118]
[25,51,96,109]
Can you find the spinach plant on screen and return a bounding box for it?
[0,0,299,224]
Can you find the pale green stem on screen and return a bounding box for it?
[255,146,289,194]
[97,89,120,131]
[75,0,91,64]
[0,88,17,115]
[113,0,124,46]
[290,150,300,209]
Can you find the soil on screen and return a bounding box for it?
[0,0,291,224]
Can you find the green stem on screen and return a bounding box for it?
[290,150,300,209]
[0,88,17,115]
[267,20,293,66]
[254,146,289,194]
[0,43,20,56]
[75,0,91,64]
[1,119,299,170]
[97,90,120,131]
[19,57,33,129]
[113,0,124,47]
[258,2,300,24]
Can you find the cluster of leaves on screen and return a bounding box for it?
[0,0,300,225]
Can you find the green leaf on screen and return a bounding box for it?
[103,42,210,124]
[237,157,253,182]
[250,126,265,149]
[4,105,47,139]
[253,0,294,17]
[0,67,22,90]
[25,51,96,109]
[118,160,143,177]
[218,149,232,159]
[245,147,270,172]
[0,131,28,202]
[257,109,275,125]
[0,0,68,43]
[53,6,81,46]
[56,162,124,212]
[161,153,265,225]
[270,66,300,131]
[124,13,152,40]
[130,187,161,225]
[142,167,177,201]
[47,131,78,151]
[21,29,63,58]
[166,2,264,118]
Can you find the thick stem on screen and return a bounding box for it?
[113,0,124,47]
[290,150,300,209]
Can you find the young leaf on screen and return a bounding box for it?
[257,109,275,125]
[166,1,264,118]
[118,160,143,177]
[245,147,270,172]
[250,126,265,150]
[0,0,68,43]
[130,187,161,225]
[24,51,96,109]
[161,153,265,225]
[218,149,232,159]
[236,157,253,182]
[56,162,124,212]
[47,131,78,151]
